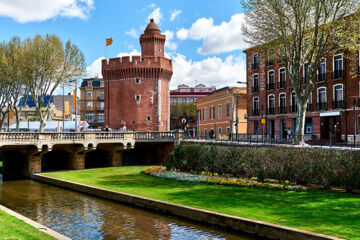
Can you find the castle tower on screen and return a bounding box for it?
[102,19,173,131]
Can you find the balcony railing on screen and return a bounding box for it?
[252,109,260,116]
[266,60,274,67]
[290,105,297,113]
[252,86,259,93]
[251,63,258,70]
[278,81,286,89]
[278,106,286,114]
[267,107,275,115]
[306,103,312,112]
[332,100,344,109]
[266,83,275,90]
[316,73,326,82]
[332,70,343,79]
[316,102,327,110]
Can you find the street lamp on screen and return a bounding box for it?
[68,79,77,131]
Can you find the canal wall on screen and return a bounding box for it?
[0,204,71,240]
[33,174,342,240]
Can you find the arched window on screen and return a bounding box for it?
[252,53,258,70]
[268,95,275,114]
[333,54,343,79]
[252,74,259,93]
[279,93,286,113]
[333,84,343,108]
[267,70,275,90]
[317,87,327,110]
[278,68,286,88]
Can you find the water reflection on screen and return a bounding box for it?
[0,176,253,240]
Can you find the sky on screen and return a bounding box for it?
[0,0,248,90]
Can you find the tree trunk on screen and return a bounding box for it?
[295,101,307,145]
[15,114,20,132]
[39,119,45,132]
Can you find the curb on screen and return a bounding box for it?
[0,204,71,240]
[33,173,343,240]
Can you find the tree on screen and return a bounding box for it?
[170,103,197,130]
[0,37,30,131]
[23,34,86,132]
[242,0,360,144]
[0,43,13,130]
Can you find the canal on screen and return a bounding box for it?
[0,174,254,240]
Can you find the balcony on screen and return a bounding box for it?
[252,86,259,93]
[306,103,312,112]
[278,106,286,114]
[316,102,327,110]
[266,83,275,90]
[332,70,343,79]
[267,107,275,115]
[316,73,326,82]
[251,63,258,70]
[278,81,286,89]
[266,60,274,67]
[252,109,260,116]
[290,105,297,113]
[332,100,344,109]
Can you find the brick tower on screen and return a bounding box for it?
[102,19,173,131]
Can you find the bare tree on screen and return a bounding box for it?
[242,0,360,144]
[23,34,86,132]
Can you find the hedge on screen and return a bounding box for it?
[166,145,360,191]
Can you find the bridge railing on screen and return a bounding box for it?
[95,132,125,139]
[134,131,176,140]
[0,132,39,140]
[50,133,85,140]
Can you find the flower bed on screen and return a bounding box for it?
[141,166,306,192]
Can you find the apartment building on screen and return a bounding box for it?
[245,47,360,141]
[80,77,105,129]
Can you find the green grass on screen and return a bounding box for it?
[0,209,55,240]
[44,166,360,240]
[0,161,2,167]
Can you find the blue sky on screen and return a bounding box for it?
[0,0,247,89]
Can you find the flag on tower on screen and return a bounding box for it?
[106,37,113,46]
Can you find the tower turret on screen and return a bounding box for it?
[140,19,165,59]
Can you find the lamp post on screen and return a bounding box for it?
[68,79,77,131]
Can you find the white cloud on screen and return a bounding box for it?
[86,50,141,78]
[163,30,177,51]
[148,3,156,8]
[170,53,246,89]
[169,9,181,21]
[176,13,248,55]
[125,28,138,38]
[148,7,162,24]
[0,0,94,23]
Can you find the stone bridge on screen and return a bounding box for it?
[0,132,181,179]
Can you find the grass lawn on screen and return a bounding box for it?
[44,166,360,240]
[0,161,2,167]
[0,209,55,240]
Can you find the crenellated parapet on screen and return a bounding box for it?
[101,56,173,80]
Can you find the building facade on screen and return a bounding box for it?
[245,47,360,141]
[79,77,105,129]
[170,84,216,104]
[102,19,173,131]
[195,87,247,138]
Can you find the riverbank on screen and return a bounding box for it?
[0,205,57,240]
[42,166,360,240]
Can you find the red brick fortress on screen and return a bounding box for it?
[102,19,173,131]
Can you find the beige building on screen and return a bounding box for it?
[195,87,247,139]
[80,77,105,129]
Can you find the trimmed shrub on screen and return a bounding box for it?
[166,145,360,190]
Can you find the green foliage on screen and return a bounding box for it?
[166,145,360,190]
[170,103,197,129]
